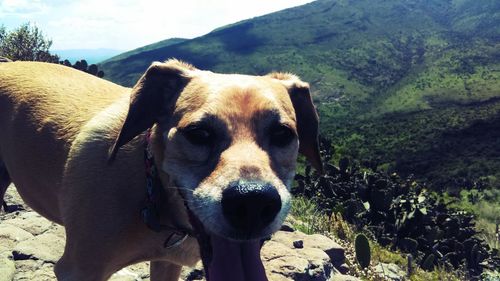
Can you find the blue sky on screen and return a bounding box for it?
[0,0,313,51]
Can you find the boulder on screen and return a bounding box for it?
[272,231,346,266]
[0,224,34,254]
[329,274,362,281]
[11,259,56,281]
[2,186,360,281]
[4,211,54,235]
[0,253,15,281]
[373,263,406,281]
[13,233,64,263]
[262,240,332,281]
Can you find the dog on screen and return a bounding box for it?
[0,59,322,281]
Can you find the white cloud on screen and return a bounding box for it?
[3,0,314,50]
[0,0,47,15]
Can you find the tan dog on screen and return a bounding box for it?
[0,60,322,281]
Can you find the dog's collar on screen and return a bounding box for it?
[142,129,192,249]
[142,129,215,277]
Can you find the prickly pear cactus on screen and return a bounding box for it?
[421,254,435,271]
[355,233,371,269]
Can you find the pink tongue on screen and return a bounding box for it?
[207,235,268,281]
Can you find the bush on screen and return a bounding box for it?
[0,23,59,62]
[293,141,500,279]
[64,59,105,78]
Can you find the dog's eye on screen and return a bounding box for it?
[182,126,213,145]
[269,125,295,147]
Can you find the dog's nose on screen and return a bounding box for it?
[222,180,281,232]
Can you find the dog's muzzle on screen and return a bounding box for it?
[188,180,282,281]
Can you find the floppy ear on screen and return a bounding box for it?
[268,73,323,173]
[109,60,194,162]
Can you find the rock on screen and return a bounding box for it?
[305,234,345,266]
[0,253,15,281]
[109,268,143,281]
[2,186,359,281]
[280,221,295,232]
[329,274,362,281]
[180,261,204,280]
[4,211,54,235]
[13,233,64,263]
[181,262,204,281]
[262,240,333,281]
[0,224,34,254]
[272,231,345,266]
[294,240,304,248]
[0,223,34,241]
[44,224,66,240]
[12,259,56,281]
[109,262,150,281]
[373,263,406,281]
[337,263,350,274]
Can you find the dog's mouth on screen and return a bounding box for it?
[176,179,285,281]
[187,209,268,281]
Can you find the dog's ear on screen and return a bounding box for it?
[109,60,194,162]
[268,73,323,173]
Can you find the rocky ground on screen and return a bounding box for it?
[0,185,361,281]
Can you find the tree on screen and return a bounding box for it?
[68,59,105,78]
[0,23,59,62]
[0,26,6,42]
[1,23,105,78]
[88,64,98,75]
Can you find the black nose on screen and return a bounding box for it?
[221,181,282,232]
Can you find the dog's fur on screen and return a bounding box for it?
[0,60,321,281]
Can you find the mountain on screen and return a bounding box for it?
[102,38,187,63]
[53,48,124,64]
[100,0,500,189]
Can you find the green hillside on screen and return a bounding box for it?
[102,38,187,63]
[100,0,500,189]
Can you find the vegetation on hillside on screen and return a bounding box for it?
[100,0,500,189]
[102,38,187,63]
[291,141,499,280]
[60,59,105,78]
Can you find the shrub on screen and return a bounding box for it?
[293,143,500,278]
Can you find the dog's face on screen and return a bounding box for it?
[110,59,322,280]
[162,72,303,239]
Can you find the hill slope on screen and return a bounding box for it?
[102,38,187,63]
[100,0,500,189]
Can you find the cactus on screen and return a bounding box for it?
[471,243,480,267]
[370,188,393,211]
[339,157,349,174]
[355,233,371,269]
[291,148,500,275]
[401,237,419,253]
[407,254,413,276]
[421,254,435,271]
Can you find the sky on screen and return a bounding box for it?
[0,0,314,51]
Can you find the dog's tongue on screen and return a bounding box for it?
[206,235,268,281]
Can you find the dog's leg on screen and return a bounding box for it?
[55,249,112,281]
[0,160,11,212]
[150,261,182,281]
